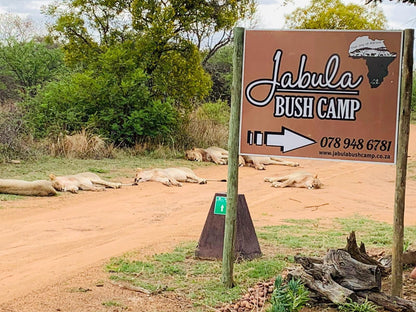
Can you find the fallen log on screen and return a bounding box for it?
[357,290,416,312]
[324,249,381,291]
[287,232,416,312]
[288,264,356,304]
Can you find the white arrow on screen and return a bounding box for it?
[263,127,316,152]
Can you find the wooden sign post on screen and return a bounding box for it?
[222,27,244,288]
[391,28,414,297]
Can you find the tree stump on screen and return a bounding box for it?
[287,232,416,311]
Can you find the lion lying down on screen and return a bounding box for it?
[264,172,322,189]
[0,179,57,196]
[185,146,299,169]
[185,146,228,165]
[240,155,299,170]
[135,167,207,187]
[49,172,122,193]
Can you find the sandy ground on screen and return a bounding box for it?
[1,126,416,311]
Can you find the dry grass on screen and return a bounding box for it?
[50,129,115,159]
[183,116,229,149]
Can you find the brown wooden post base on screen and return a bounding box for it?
[195,193,262,260]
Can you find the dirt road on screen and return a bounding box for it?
[1,126,416,311]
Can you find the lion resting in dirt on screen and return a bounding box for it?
[49,172,122,193]
[0,179,57,196]
[264,172,322,189]
[185,146,300,170]
[185,146,228,165]
[240,155,299,170]
[134,167,207,187]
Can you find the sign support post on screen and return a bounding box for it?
[222,26,244,288]
[391,28,414,297]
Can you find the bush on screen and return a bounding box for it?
[22,65,179,146]
[177,100,230,149]
[268,276,309,312]
[49,129,115,159]
[338,298,378,312]
[0,102,37,161]
[195,100,230,126]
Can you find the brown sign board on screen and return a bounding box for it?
[239,30,403,164]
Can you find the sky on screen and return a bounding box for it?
[255,0,416,30]
[0,0,415,32]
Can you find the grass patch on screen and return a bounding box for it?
[106,216,416,311]
[102,300,126,309]
[107,242,285,309]
[0,154,208,181]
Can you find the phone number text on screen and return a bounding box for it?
[320,137,392,152]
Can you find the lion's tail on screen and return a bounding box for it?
[205,179,227,182]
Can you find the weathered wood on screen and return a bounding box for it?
[222,26,244,288]
[288,267,356,305]
[291,232,416,311]
[325,249,381,291]
[344,231,381,267]
[380,249,416,267]
[357,290,416,312]
[392,28,414,297]
[343,231,389,276]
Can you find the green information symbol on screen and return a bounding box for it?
[214,196,227,215]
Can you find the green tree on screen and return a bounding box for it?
[0,13,60,102]
[23,43,179,145]
[30,0,254,145]
[44,0,254,106]
[204,44,233,103]
[0,39,64,97]
[285,0,387,30]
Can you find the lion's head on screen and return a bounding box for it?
[185,149,203,162]
[134,168,155,184]
[49,174,63,191]
[308,175,323,189]
[49,174,79,193]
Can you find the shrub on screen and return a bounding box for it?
[268,276,309,312]
[177,100,230,149]
[195,100,230,126]
[338,298,378,312]
[0,101,37,161]
[49,129,114,159]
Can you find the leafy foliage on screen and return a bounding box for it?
[268,276,309,312]
[204,44,233,103]
[338,297,378,312]
[0,103,33,161]
[44,0,251,106]
[22,47,179,145]
[195,100,230,126]
[285,0,387,30]
[26,0,256,146]
[0,39,64,97]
